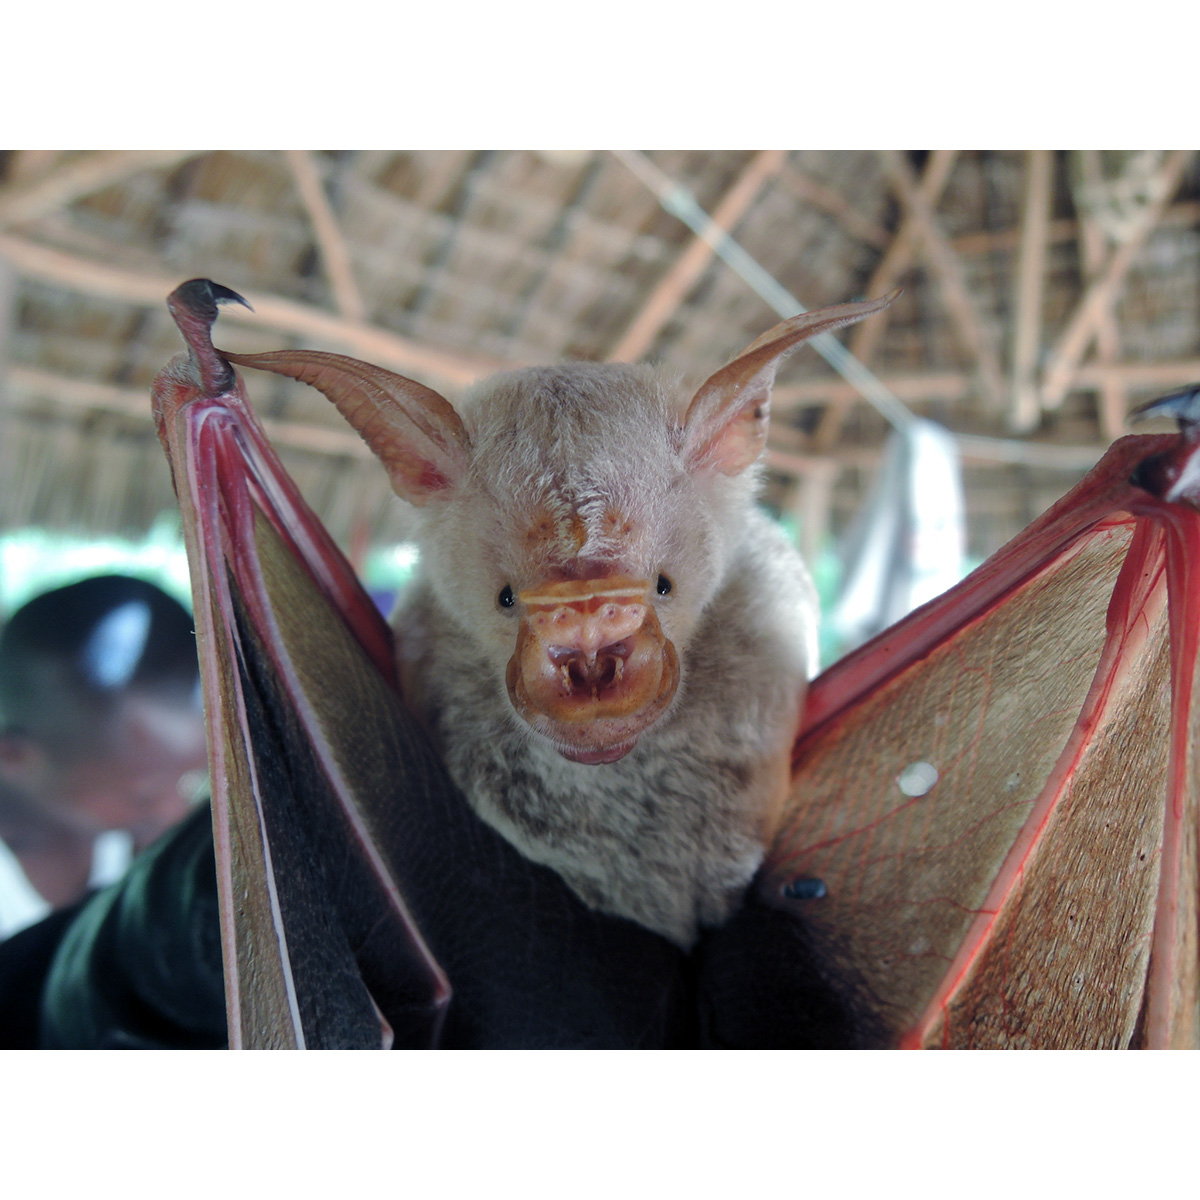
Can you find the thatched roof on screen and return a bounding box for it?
[2,149,1198,560]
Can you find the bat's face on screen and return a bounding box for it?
[416,364,751,763]
[217,293,894,763]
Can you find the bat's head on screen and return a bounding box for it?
[416,361,741,763]
[226,294,896,763]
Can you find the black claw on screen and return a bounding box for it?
[1130,384,1200,434]
[166,279,250,398]
[1130,383,1200,504]
[171,278,253,323]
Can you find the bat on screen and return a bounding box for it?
[215,289,897,951]
[152,279,1200,1048]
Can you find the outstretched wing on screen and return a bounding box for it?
[752,427,1200,1048]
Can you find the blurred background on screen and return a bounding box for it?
[1,149,1197,660]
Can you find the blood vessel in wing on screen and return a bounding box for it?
[760,420,1200,1048]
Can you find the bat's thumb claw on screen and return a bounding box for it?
[1130,385,1200,434]
[166,279,250,397]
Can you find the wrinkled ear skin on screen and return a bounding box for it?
[683,293,898,475]
[222,349,470,506]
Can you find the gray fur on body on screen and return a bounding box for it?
[393,362,818,949]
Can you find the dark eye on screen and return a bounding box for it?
[498,585,515,609]
[656,574,672,596]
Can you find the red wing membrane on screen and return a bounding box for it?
[762,432,1200,1048]
[152,280,450,1048]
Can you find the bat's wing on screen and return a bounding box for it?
[152,280,449,1048]
[732,422,1200,1049]
[152,280,687,1049]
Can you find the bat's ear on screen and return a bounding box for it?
[223,350,470,505]
[681,292,898,476]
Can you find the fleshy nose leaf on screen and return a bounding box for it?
[505,577,681,759]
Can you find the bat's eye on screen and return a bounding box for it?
[656,574,673,596]
[498,585,515,609]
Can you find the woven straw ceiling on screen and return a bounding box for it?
[1,149,1198,561]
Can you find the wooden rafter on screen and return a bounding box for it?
[0,151,198,227]
[1077,150,1126,441]
[773,357,1200,411]
[949,200,1200,256]
[4,152,61,184]
[777,164,891,248]
[6,364,373,460]
[1009,150,1054,432]
[282,150,367,324]
[0,233,517,389]
[812,149,958,451]
[880,149,1006,411]
[1041,149,1195,410]
[608,149,787,362]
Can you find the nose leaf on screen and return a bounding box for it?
[506,575,681,759]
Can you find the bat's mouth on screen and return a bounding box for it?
[504,576,680,764]
[505,649,679,764]
[556,737,639,765]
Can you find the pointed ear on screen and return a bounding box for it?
[222,349,470,505]
[681,292,899,475]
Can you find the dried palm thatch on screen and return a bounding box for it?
[1,149,1198,561]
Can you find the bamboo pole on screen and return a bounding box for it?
[0,233,516,388]
[777,164,891,248]
[0,151,199,226]
[772,356,1200,410]
[5,151,61,183]
[1009,150,1054,432]
[1041,149,1195,410]
[880,149,1006,411]
[282,150,367,324]
[6,363,373,459]
[1077,150,1126,441]
[608,149,787,362]
[813,149,958,451]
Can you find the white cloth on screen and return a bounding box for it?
[0,829,133,939]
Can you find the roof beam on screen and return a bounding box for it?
[812,148,958,451]
[608,149,786,362]
[880,149,1006,411]
[1041,149,1195,409]
[1009,150,1054,431]
[283,150,367,324]
[0,151,198,227]
[1076,150,1126,441]
[774,356,1200,411]
[6,364,373,459]
[777,164,891,248]
[0,233,516,389]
